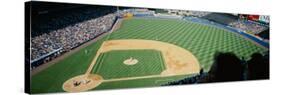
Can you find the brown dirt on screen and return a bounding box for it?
[96,39,201,76]
[123,58,138,65]
[62,74,103,92]
[31,31,110,76]
[63,39,200,92]
[31,19,123,76]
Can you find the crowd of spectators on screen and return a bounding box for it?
[164,51,269,85]
[31,13,116,61]
[163,69,207,85]
[31,6,117,66]
[201,13,238,25]
[229,20,268,34]
[32,5,117,37]
[187,11,211,17]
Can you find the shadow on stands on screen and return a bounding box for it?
[30,1,117,37]
[201,13,238,25]
[163,51,269,86]
[247,52,270,80]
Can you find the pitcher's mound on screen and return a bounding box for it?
[123,57,138,65]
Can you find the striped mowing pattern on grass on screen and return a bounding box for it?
[31,17,268,93]
[108,17,267,71]
[92,49,166,79]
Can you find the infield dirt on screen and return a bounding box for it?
[63,39,200,92]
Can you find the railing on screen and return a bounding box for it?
[183,16,269,48]
[30,15,118,66]
[31,47,62,64]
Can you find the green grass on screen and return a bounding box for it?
[109,18,267,71]
[93,74,196,90]
[30,39,105,93]
[92,50,165,79]
[31,17,268,93]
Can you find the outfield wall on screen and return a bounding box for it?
[31,17,268,93]
[183,16,269,48]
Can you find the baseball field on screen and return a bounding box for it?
[31,17,268,93]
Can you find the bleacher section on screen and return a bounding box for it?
[31,1,117,37]
[183,16,269,48]
[202,13,238,25]
[30,2,118,69]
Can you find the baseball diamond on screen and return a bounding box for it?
[31,17,268,93]
[92,49,166,79]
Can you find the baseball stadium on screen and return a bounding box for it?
[27,1,270,94]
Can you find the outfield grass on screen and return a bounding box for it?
[109,17,267,71]
[92,50,165,79]
[31,17,268,93]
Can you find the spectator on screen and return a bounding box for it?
[229,20,268,35]
[31,13,116,60]
[31,7,117,68]
[247,53,270,80]
[206,52,244,82]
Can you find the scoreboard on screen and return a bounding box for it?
[239,14,269,24]
[259,15,270,23]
